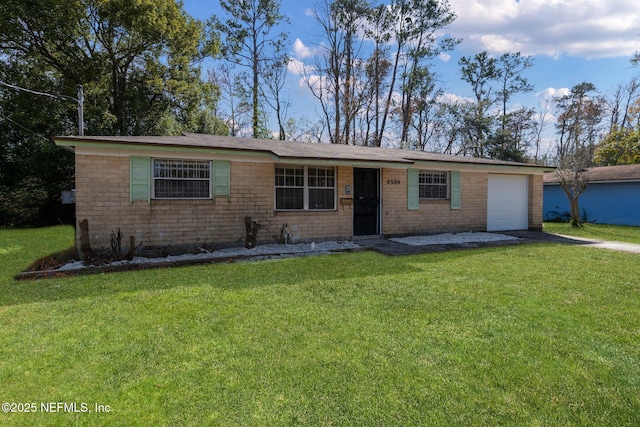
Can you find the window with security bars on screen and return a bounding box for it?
[275,166,335,210]
[275,167,304,209]
[419,171,449,199]
[153,159,211,199]
[308,167,335,209]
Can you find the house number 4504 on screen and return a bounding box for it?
[386,179,401,185]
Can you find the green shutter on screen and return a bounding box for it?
[408,168,419,210]
[213,160,230,198]
[450,170,461,210]
[130,156,150,203]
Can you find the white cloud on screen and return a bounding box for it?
[439,52,452,62]
[536,87,570,104]
[287,57,316,75]
[292,38,313,59]
[447,0,640,59]
[437,92,473,105]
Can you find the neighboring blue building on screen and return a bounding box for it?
[543,164,640,226]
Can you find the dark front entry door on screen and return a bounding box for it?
[353,168,380,236]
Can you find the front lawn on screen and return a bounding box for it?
[0,227,639,426]
[544,222,640,244]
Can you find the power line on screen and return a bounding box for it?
[0,79,77,102]
[0,111,50,142]
[0,80,84,135]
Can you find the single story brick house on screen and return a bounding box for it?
[55,133,550,258]
[544,164,640,226]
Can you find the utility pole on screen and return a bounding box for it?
[77,84,84,136]
[0,80,86,136]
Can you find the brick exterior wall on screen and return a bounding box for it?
[381,169,487,236]
[528,173,544,231]
[74,152,545,256]
[75,154,355,255]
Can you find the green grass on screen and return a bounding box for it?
[544,222,640,244]
[1,226,639,426]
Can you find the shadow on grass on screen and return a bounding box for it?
[1,248,483,307]
[1,229,594,308]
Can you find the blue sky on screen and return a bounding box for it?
[183,0,640,139]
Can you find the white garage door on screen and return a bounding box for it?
[487,174,528,231]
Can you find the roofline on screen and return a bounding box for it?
[54,137,414,167]
[545,179,640,185]
[54,137,280,160]
[54,135,554,171]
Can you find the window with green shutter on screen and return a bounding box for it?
[152,159,211,199]
[213,160,231,198]
[130,156,150,203]
[407,169,419,210]
[450,170,461,210]
[131,158,231,201]
[410,169,461,210]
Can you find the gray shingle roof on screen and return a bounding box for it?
[55,133,549,169]
[544,164,640,183]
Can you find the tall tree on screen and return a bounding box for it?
[261,52,290,140]
[458,51,535,161]
[378,0,458,147]
[302,0,370,145]
[553,82,606,226]
[0,0,224,227]
[0,0,220,136]
[362,4,392,146]
[334,0,370,145]
[208,64,252,136]
[458,51,499,157]
[496,52,534,130]
[211,0,289,138]
[606,79,639,131]
[0,61,75,226]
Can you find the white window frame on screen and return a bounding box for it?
[275,166,336,211]
[152,159,212,200]
[419,170,450,200]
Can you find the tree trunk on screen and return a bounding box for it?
[569,196,582,227]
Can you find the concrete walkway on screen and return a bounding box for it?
[549,234,640,254]
[356,231,640,256]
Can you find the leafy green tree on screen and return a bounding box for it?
[458,52,498,157]
[458,51,535,160]
[0,62,75,226]
[594,127,640,165]
[496,53,534,129]
[211,0,289,138]
[0,0,225,227]
[0,0,221,136]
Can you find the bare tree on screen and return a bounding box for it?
[607,79,639,131]
[533,99,552,164]
[284,116,325,142]
[302,0,371,145]
[553,82,606,226]
[302,1,345,144]
[261,53,289,140]
[207,65,251,136]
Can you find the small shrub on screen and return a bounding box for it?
[26,247,77,271]
[544,210,571,223]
